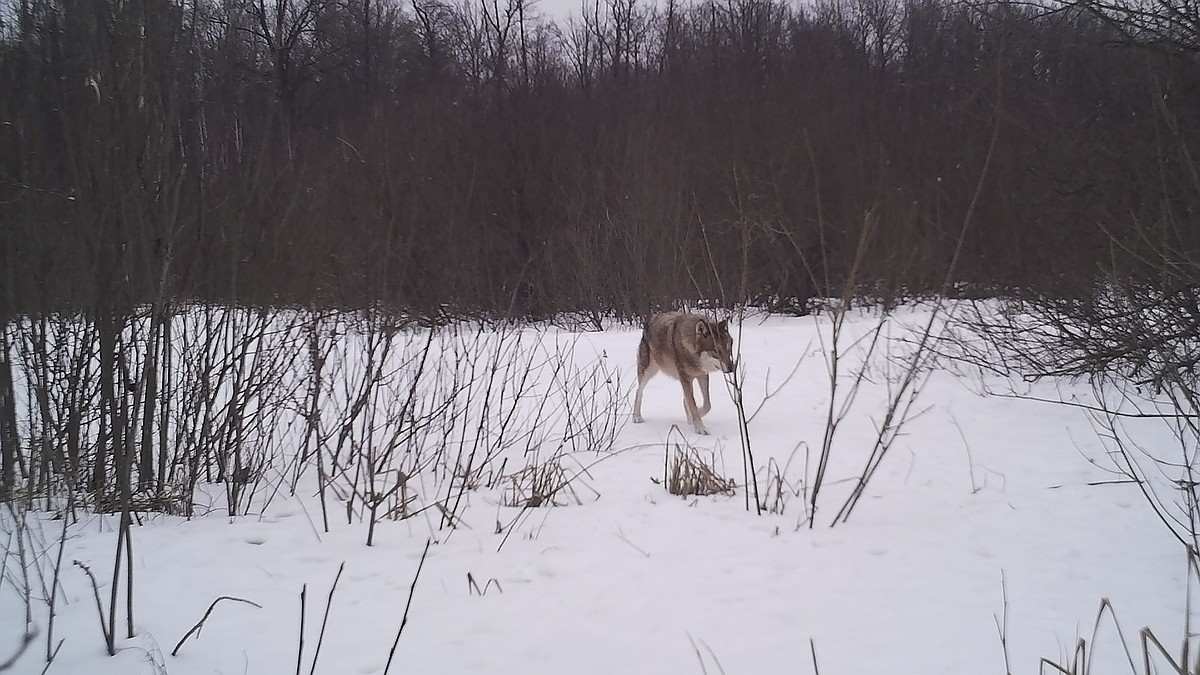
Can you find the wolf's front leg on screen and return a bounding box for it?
[680,378,709,435]
[697,373,712,418]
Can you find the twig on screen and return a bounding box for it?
[950,413,981,494]
[296,584,307,675]
[991,390,1198,418]
[170,596,262,656]
[383,539,432,675]
[687,633,710,675]
[47,491,74,664]
[995,571,1012,675]
[496,505,534,553]
[699,637,727,675]
[39,639,63,675]
[615,524,651,558]
[725,350,761,514]
[308,562,345,675]
[72,560,112,652]
[747,347,808,425]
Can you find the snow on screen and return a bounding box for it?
[0,305,1190,675]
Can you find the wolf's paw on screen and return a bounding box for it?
[694,427,710,436]
[632,414,644,423]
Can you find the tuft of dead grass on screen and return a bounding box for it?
[665,441,736,498]
[1036,546,1200,675]
[500,454,587,508]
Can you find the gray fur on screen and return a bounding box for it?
[632,311,735,435]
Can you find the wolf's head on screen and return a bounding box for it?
[696,318,735,374]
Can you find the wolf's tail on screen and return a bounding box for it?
[636,328,651,376]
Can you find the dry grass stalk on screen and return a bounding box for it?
[759,457,803,515]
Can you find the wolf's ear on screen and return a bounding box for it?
[718,318,729,332]
[696,320,710,337]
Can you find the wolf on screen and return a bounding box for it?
[632,311,736,435]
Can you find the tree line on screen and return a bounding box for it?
[0,0,1197,324]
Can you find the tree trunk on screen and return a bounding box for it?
[0,328,18,501]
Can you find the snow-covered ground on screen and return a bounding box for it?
[0,306,1190,675]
